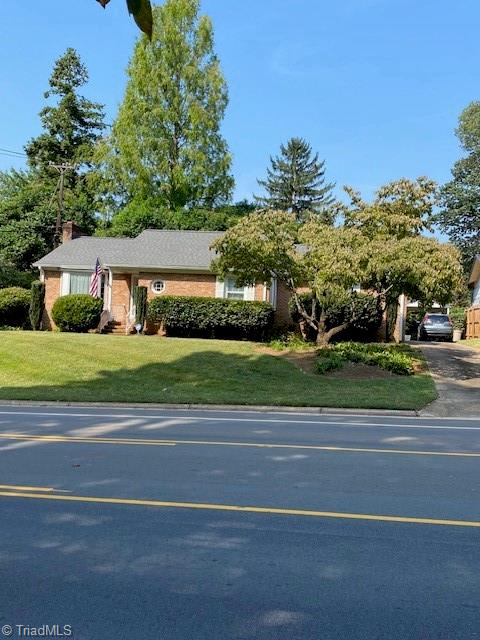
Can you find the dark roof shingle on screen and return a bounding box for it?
[33,230,224,271]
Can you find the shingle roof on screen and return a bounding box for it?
[33,230,224,271]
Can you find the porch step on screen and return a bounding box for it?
[102,320,127,335]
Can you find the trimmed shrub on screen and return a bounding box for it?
[29,281,45,330]
[0,287,31,328]
[289,292,382,342]
[133,286,148,327]
[52,294,103,333]
[147,296,274,341]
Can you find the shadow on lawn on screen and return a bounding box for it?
[4,349,313,404]
[1,348,435,408]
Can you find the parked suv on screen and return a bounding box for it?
[418,313,453,341]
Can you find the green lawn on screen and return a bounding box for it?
[0,332,437,410]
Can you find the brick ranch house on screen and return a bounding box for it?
[34,222,290,334]
[34,221,416,339]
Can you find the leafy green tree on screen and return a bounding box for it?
[438,102,480,272]
[102,0,234,217]
[0,170,54,271]
[255,137,336,222]
[213,179,463,345]
[101,199,255,237]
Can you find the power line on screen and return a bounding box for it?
[49,162,76,247]
[0,147,26,158]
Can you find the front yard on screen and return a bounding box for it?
[0,332,436,409]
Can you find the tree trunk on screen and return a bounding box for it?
[316,322,349,346]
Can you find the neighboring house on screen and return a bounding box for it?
[33,222,288,333]
[467,255,480,339]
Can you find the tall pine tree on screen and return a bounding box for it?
[26,47,105,239]
[0,49,105,268]
[255,137,336,222]
[102,0,234,215]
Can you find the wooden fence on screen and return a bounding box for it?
[467,306,480,339]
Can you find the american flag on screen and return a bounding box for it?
[89,258,103,297]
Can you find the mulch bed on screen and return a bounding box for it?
[258,347,398,379]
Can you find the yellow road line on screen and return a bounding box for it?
[1,433,480,458]
[0,434,175,447]
[158,440,480,458]
[0,490,479,528]
[0,484,55,492]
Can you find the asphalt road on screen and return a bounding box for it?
[1,406,480,639]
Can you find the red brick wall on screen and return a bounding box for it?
[42,270,61,330]
[138,273,217,300]
[110,273,132,325]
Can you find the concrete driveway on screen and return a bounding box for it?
[416,341,480,417]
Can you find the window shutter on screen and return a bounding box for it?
[244,285,256,301]
[60,272,70,296]
[215,277,225,298]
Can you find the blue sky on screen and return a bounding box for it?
[0,0,479,203]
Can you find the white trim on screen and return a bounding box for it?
[130,274,138,316]
[105,269,112,312]
[151,279,166,294]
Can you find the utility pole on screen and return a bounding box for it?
[49,162,75,247]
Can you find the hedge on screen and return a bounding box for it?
[289,292,382,342]
[0,287,31,328]
[52,294,103,333]
[147,296,274,341]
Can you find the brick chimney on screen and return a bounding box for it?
[62,221,88,244]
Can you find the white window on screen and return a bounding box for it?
[69,272,91,295]
[151,279,166,294]
[61,271,105,298]
[224,276,246,300]
[215,276,255,301]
